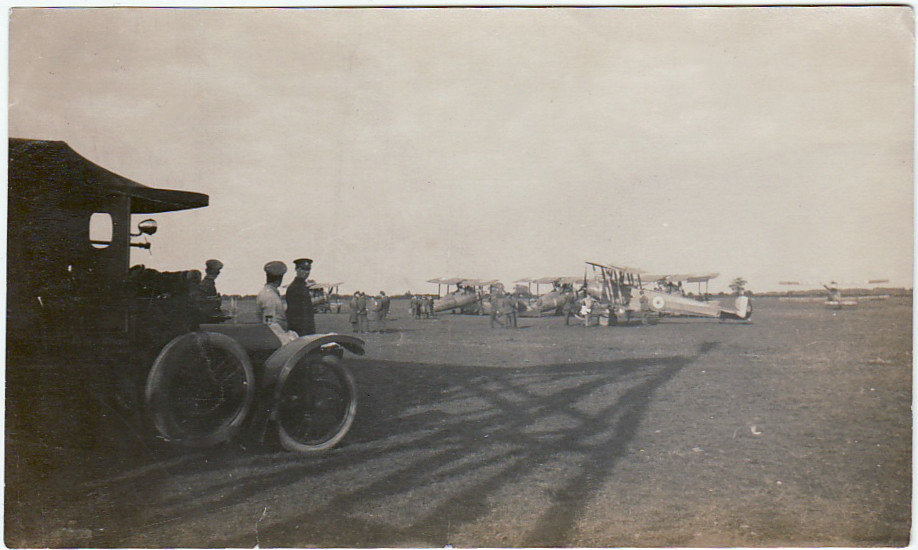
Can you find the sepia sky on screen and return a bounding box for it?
[9,7,914,295]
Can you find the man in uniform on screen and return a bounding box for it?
[285,258,316,336]
[621,283,633,307]
[356,291,369,333]
[507,293,519,328]
[580,293,596,327]
[198,259,227,322]
[348,292,360,332]
[257,261,287,329]
[409,293,420,319]
[639,290,650,325]
[374,291,391,332]
[489,288,503,329]
[563,291,578,326]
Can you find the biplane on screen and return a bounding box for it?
[586,262,752,323]
[779,279,890,309]
[427,278,500,314]
[307,281,344,313]
[513,276,581,317]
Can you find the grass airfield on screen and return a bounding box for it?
[5,296,911,547]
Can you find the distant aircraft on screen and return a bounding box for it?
[779,279,890,309]
[586,262,752,323]
[307,281,343,313]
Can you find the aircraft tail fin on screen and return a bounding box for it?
[733,295,751,319]
[719,295,752,320]
[735,296,750,318]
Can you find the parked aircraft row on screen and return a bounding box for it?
[427,261,753,324]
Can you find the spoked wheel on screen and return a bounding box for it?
[145,332,255,447]
[275,354,357,453]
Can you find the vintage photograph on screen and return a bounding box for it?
[6,6,913,547]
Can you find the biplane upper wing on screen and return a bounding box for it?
[586,261,646,275]
[308,281,343,290]
[428,277,467,285]
[685,273,719,283]
[613,264,646,275]
[663,273,692,283]
[660,273,720,284]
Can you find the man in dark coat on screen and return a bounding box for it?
[374,291,391,332]
[348,292,360,332]
[285,258,316,336]
[198,259,227,323]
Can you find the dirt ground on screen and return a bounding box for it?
[5,296,912,547]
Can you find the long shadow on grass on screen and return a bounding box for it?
[29,342,718,548]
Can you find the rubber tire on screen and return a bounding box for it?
[145,332,255,448]
[276,355,357,453]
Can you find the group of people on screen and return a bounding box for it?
[563,291,600,326]
[200,256,398,337]
[197,257,319,338]
[488,291,520,329]
[255,258,317,337]
[347,291,390,333]
[561,288,652,326]
[408,294,437,319]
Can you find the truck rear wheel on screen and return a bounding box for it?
[145,332,255,447]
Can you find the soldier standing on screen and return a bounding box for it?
[348,292,360,333]
[621,283,633,307]
[409,294,420,319]
[356,291,369,333]
[489,290,502,329]
[500,293,515,328]
[285,258,316,336]
[198,259,227,323]
[257,261,287,329]
[426,295,436,318]
[563,292,577,326]
[581,293,596,327]
[374,291,391,332]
